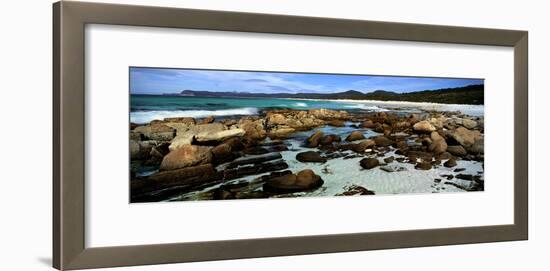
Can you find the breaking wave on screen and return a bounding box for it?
[130,107,259,124]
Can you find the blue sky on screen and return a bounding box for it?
[130,67,483,95]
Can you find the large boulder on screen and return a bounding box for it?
[267,113,287,125]
[147,164,218,184]
[462,119,478,129]
[134,123,175,141]
[320,134,342,145]
[199,115,215,124]
[162,117,198,132]
[361,120,375,128]
[468,138,484,154]
[428,131,448,154]
[394,121,411,130]
[195,128,245,143]
[168,133,194,151]
[306,130,324,148]
[444,158,457,168]
[355,139,375,152]
[360,158,379,169]
[212,137,244,165]
[129,140,156,160]
[346,131,365,141]
[308,109,348,120]
[163,117,196,125]
[263,169,324,193]
[446,145,468,157]
[296,151,327,163]
[374,136,393,146]
[159,145,212,171]
[415,161,432,170]
[451,127,482,147]
[299,117,325,129]
[169,123,226,150]
[211,143,236,165]
[428,117,445,129]
[131,164,221,202]
[129,140,141,159]
[413,120,436,133]
[237,119,266,140]
[268,127,296,138]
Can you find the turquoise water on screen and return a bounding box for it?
[129,95,484,124]
[130,95,384,124]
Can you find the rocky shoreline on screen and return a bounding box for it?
[130,108,484,202]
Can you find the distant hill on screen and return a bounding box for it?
[168,84,484,105]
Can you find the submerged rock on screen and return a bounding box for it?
[223,160,289,180]
[380,165,406,172]
[224,152,283,169]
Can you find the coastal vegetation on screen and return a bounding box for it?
[166,84,484,105]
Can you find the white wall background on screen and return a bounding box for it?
[0,0,546,270]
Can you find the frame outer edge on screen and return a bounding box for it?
[514,32,529,239]
[56,1,88,270]
[53,1,529,269]
[52,1,61,270]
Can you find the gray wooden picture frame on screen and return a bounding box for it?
[53,1,528,270]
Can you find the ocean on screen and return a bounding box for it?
[130,95,484,124]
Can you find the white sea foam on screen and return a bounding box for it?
[130,107,259,124]
[292,98,484,117]
[294,102,308,107]
[343,104,390,111]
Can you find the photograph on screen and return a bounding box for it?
[129,67,485,202]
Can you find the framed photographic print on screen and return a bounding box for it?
[53,1,528,270]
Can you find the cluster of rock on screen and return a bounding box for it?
[292,110,484,192]
[130,109,349,202]
[130,108,485,202]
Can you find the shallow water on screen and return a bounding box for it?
[170,125,484,201]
